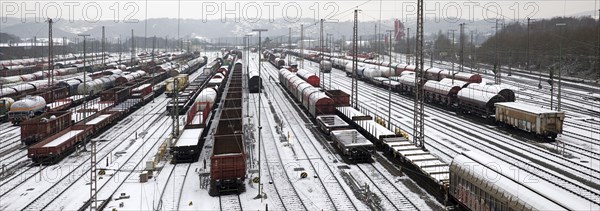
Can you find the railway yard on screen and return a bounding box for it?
[0,43,599,211]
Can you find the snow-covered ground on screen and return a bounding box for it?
[293,54,600,207]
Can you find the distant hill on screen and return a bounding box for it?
[0,17,497,42]
[0,32,20,43]
[476,16,599,78]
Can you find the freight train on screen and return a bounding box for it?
[170,56,239,163]
[286,50,563,139]
[277,66,584,210]
[209,56,245,196]
[27,72,163,164]
[278,68,376,162]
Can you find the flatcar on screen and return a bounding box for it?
[316,114,351,134]
[330,129,374,162]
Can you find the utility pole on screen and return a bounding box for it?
[386,30,394,129]
[78,33,93,211]
[300,24,304,69]
[448,29,456,81]
[252,28,267,199]
[351,10,360,108]
[494,19,501,84]
[470,31,474,73]
[556,23,566,111]
[414,0,425,150]
[597,9,600,79]
[171,77,180,144]
[102,26,105,70]
[320,19,325,87]
[288,27,291,65]
[448,29,456,85]
[459,23,465,73]
[47,18,54,86]
[508,50,512,76]
[131,29,135,64]
[328,33,333,89]
[374,24,377,53]
[152,36,156,64]
[406,28,410,65]
[527,17,531,73]
[177,0,181,51]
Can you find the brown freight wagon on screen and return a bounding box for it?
[100,86,131,104]
[325,89,350,106]
[28,110,121,164]
[20,111,73,145]
[28,127,91,164]
[28,86,69,103]
[209,134,246,196]
[75,110,121,135]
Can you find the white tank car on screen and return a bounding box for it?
[0,76,23,84]
[8,95,47,124]
[195,88,217,111]
[1,97,15,114]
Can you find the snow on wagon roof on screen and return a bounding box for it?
[43,130,84,147]
[495,102,563,115]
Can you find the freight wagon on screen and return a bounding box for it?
[495,102,565,139]
[20,111,73,145]
[209,60,245,196]
[330,129,374,162]
[8,95,47,124]
[450,151,593,210]
[27,110,120,164]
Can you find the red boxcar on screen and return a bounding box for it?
[100,87,131,104]
[20,111,73,145]
[131,83,153,99]
[296,69,320,87]
[209,134,246,196]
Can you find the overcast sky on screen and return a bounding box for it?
[1,0,598,24]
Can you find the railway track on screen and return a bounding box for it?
[265,61,434,210]
[355,163,420,211]
[248,93,307,210]
[219,194,242,211]
[259,61,360,211]
[318,65,600,205]
[325,64,600,176]
[41,115,171,211]
[157,163,192,211]
[0,97,169,210]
